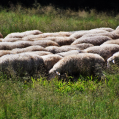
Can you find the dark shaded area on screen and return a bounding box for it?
[0,0,119,13]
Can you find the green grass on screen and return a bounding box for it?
[0,4,119,37]
[0,71,119,118]
[0,4,119,118]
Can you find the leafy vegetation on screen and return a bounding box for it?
[0,4,119,118]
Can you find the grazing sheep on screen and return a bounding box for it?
[0,41,32,50]
[0,33,3,38]
[107,52,119,67]
[71,43,94,50]
[70,29,109,39]
[32,37,76,46]
[22,32,72,41]
[57,50,82,57]
[41,54,62,71]
[49,53,105,80]
[84,44,119,61]
[5,30,42,39]
[11,46,47,54]
[101,39,119,45]
[45,45,79,54]
[81,31,119,39]
[0,53,46,77]
[71,36,112,46]
[2,38,22,42]
[33,40,59,47]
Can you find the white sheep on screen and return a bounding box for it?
[41,54,62,71]
[0,53,46,77]
[70,29,109,39]
[107,52,119,68]
[31,37,76,46]
[71,43,94,50]
[101,39,119,45]
[5,30,42,39]
[84,44,119,61]
[45,45,79,54]
[49,53,105,80]
[11,46,47,54]
[71,36,112,46]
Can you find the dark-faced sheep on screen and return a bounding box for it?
[71,36,112,46]
[84,44,119,61]
[49,53,105,80]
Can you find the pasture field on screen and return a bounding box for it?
[0,4,119,118]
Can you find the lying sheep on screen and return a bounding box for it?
[0,53,46,77]
[71,43,94,50]
[71,36,112,46]
[0,33,3,38]
[84,44,119,61]
[5,30,42,39]
[101,39,119,45]
[41,54,62,71]
[0,50,11,57]
[22,32,72,41]
[49,53,105,80]
[11,46,47,54]
[90,27,114,32]
[32,37,76,46]
[45,45,80,54]
[70,29,109,39]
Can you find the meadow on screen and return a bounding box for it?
[0,4,119,118]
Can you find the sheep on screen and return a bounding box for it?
[49,53,105,80]
[22,32,72,41]
[84,44,119,61]
[2,38,22,42]
[71,36,112,46]
[81,31,119,39]
[90,27,114,32]
[57,50,82,57]
[107,52,119,68]
[0,41,32,50]
[0,53,46,78]
[0,50,12,57]
[33,40,59,47]
[0,33,3,38]
[11,46,47,54]
[45,45,80,54]
[71,43,94,50]
[101,39,119,45]
[41,54,62,71]
[70,29,109,39]
[31,37,76,46]
[5,30,42,39]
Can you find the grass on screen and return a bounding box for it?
[0,4,119,118]
[0,4,119,37]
